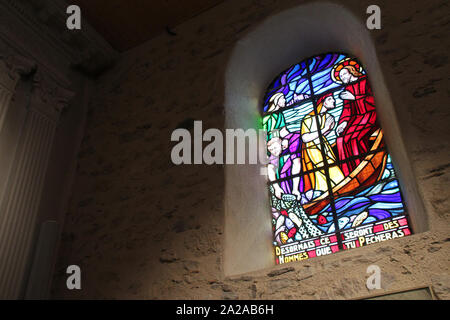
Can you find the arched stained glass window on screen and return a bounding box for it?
[263,52,412,265]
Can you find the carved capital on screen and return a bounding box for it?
[0,52,36,92]
[30,71,74,122]
[6,55,37,77]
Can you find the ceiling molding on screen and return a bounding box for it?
[0,0,118,78]
[70,0,225,52]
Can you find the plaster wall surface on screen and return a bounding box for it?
[52,0,449,299]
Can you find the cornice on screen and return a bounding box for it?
[0,0,118,77]
[0,46,37,92]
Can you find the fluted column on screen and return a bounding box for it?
[0,65,16,133]
[0,70,73,299]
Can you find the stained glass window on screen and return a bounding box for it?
[262,53,412,264]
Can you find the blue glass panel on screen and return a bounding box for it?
[283,101,314,133]
[263,62,311,112]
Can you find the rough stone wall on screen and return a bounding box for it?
[51,0,449,299]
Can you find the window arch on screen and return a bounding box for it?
[263,52,412,264]
[224,2,426,276]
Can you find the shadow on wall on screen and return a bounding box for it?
[223,1,427,276]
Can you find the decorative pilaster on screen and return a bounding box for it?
[0,70,73,299]
[0,0,115,300]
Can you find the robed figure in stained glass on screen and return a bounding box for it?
[301,93,344,196]
[333,59,378,176]
[264,93,302,199]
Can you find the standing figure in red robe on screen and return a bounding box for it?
[333,59,378,176]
